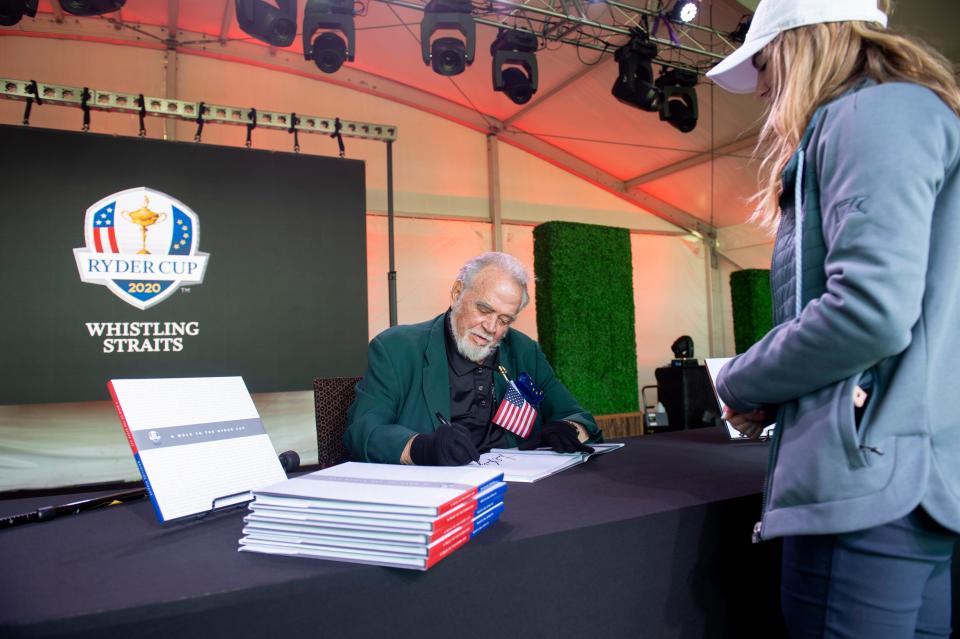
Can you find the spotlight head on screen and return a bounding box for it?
[491,29,538,104]
[431,37,467,76]
[0,0,38,27]
[667,0,699,24]
[671,335,694,360]
[656,68,699,133]
[421,0,475,77]
[501,67,535,104]
[730,16,751,44]
[311,32,347,73]
[611,33,660,112]
[302,0,356,73]
[236,0,297,47]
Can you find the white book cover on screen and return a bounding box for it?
[109,376,287,522]
[244,501,503,542]
[704,358,776,440]
[319,462,503,490]
[239,521,473,570]
[242,529,433,556]
[248,498,477,526]
[243,517,436,544]
[255,462,504,516]
[239,540,431,569]
[240,522,469,557]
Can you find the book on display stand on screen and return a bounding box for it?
[108,376,287,523]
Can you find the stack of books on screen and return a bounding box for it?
[239,462,507,570]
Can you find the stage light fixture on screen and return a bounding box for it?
[303,0,356,74]
[656,68,699,133]
[0,0,37,27]
[667,0,699,24]
[730,16,751,44]
[420,0,475,77]
[235,0,297,47]
[611,33,660,112]
[491,29,538,105]
[59,0,125,17]
[671,335,694,360]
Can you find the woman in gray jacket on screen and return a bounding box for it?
[707,0,960,636]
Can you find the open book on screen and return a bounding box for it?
[471,443,625,483]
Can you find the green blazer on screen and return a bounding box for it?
[345,313,602,463]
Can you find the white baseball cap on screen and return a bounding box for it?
[706,0,888,93]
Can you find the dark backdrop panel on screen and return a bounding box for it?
[0,125,368,404]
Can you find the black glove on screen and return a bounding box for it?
[410,424,480,466]
[519,420,595,454]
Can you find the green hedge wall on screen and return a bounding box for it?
[730,269,773,354]
[533,221,639,415]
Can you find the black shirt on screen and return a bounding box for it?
[444,311,506,452]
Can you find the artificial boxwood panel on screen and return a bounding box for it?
[533,221,639,414]
[730,269,773,354]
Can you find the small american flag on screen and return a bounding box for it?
[493,381,537,439]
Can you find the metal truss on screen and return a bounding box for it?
[380,0,739,74]
[0,78,398,142]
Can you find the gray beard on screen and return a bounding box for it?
[456,330,497,363]
[449,307,500,363]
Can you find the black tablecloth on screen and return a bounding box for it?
[1,428,786,638]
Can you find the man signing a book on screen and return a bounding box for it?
[345,252,602,465]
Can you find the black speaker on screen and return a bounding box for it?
[654,364,720,431]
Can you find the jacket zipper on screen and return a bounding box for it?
[752,421,783,543]
[754,128,809,544]
[754,147,800,544]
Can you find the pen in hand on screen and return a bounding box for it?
[434,412,480,463]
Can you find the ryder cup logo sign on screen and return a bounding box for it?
[73,187,209,310]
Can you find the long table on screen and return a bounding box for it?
[0,428,787,638]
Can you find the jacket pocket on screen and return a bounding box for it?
[852,365,878,432]
[768,375,878,508]
[835,373,871,468]
[780,373,870,474]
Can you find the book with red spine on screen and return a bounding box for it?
[253,462,503,517]
[108,377,286,522]
[239,522,474,570]
[240,462,506,570]
[244,504,476,541]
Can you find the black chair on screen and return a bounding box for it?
[312,376,362,468]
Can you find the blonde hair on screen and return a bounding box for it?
[753,0,960,227]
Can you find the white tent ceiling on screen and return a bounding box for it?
[2,0,957,235]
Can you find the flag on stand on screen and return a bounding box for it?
[493,381,537,439]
